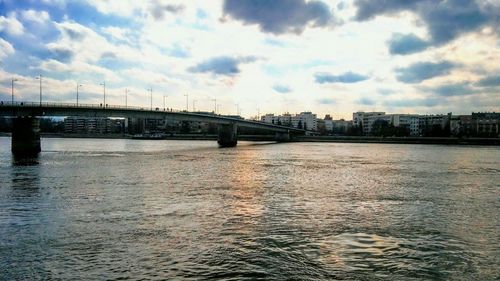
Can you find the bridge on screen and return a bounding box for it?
[0,101,306,155]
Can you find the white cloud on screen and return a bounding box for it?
[101,26,131,43]
[21,9,51,24]
[0,38,15,60]
[0,12,24,35]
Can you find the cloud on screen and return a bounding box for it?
[395,61,455,83]
[0,12,24,35]
[56,21,90,41]
[188,56,257,76]
[357,97,375,105]
[46,43,75,62]
[317,98,336,104]
[101,26,131,43]
[387,33,430,55]
[222,0,335,34]
[273,84,291,93]
[21,9,50,24]
[315,71,369,84]
[432,82,473,96]
[150,1,185,21]
[0,38,15,60]
[475,75,500,87]
[354,0,499,54]
[384,98,440,107]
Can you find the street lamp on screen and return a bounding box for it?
[125,88,129,108]
[35,74,42,106]
[76,83,83,106]
[211,98,217,114]
[192,99,197,112]
[147,87,153,110]
[163,95,167,111]
[99,81,106,107]
[11,78,18,103]
[184,93,188,111]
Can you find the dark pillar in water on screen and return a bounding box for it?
[275,131,290,142]
[217,123,237,147]
[12,117,41,156]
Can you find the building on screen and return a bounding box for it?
[64,117,124,134]
[472,112,499,137]
[357,113,451,136]
[261,112,318,131]
[352,112,385,133]
[324,114,333,132]
[450,115,472,136]
[332,119,353,134]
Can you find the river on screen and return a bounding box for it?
[0,137,498,280]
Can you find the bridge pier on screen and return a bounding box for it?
[11,117,41,156]
[217,123,237,147]
[275,131,290,142]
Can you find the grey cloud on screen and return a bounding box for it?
[188,56,257,76]
[317,98,336,105]
[378,88,396,95]
[388,33,430,55]
[223,0,335,35]
[432,83,473,96]
[315,71,369,84]
[357,97,375,105]
[100,51,118,60]
[273,84,291,93]
[48,46,74,62]
[395,61,456,83]
[355,0,499,54]
[354,0,423,21]
[60,26,87,41]
[150,1,185,21]
[475,75,500,87]
[384,98,440,107]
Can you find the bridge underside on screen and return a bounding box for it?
[217,123,238,147]
[11,117,41,156]
[1,103,304,155]
[7,117,294,155]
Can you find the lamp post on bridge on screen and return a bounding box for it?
[76,83,82,106]
[11,78,18,103]
[212,98,217,114]
[125,88,129,108]
[35,74,42,106]
[147,87,153,110]
[184,93,188,111]
[192,99,197,112]
[163,95,167,111]
[99,81,106,107]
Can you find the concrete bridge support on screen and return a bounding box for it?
[217,123,238,147]
[275,131,290,142]
[11,117,41,156]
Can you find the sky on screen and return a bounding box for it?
[0,0,499,119]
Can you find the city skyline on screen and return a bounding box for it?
[1,0,499,119]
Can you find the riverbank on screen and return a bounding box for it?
[295,136,500,145]
[0,133,498,145]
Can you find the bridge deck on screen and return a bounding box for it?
[0,101,305,134]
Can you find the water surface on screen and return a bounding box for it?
[0,137,498,280]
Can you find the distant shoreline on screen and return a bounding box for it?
[294,136,500,146]
[1,133,498,145]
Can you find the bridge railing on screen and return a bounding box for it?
[1,100,305,132]
[0,100,187,112]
